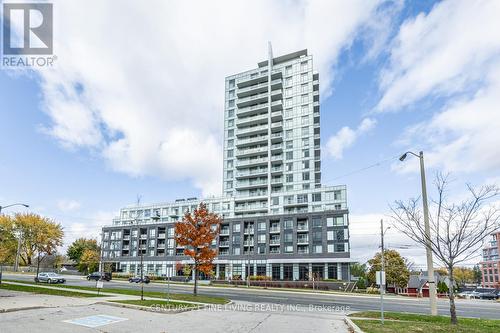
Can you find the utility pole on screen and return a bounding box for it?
[419,151,438,315]
[135,196,144,301]
[380,219,385,325]
[14,229,23,272]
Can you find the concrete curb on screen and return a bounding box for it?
[0,306,46,313]
[97,301,206,314]
[344,317,364,333]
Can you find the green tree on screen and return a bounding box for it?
[0,215,17,264]
[473,265,482,285]
[367,249,410,288]
[351,262,367,278]
[67,238,99,264]
[78,248,100,274]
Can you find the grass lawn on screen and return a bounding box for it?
[110,299,198,309]
[350,311,500,333]
[3,279,229,304]
[0,282,101,298]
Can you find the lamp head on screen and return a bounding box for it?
[399,153,407,162]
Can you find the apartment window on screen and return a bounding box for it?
[285,129,293,138]
[312,217,322,227]
[149,229,156,237]
[228,100,235,107]
[258,222,266,231]
[327,244,334,253]
[284,219,293,229]
[301,94,309,104]
[233,223,241,232]
[226,170,233,179]
[286,151,293,160]
[227,129,234,138]
[233,247,241,255]
[301,126,309,136]
[285,119,293,128]
[272,197,279,206]
[336,243,346,252]
[227,139,234,148]
[301,83,308,93]
[301,115,309,125]
[302,138,309,147]
[301,73,308,82]
[286,162,293,172]
[313,245,322,254]
[301,61,308,71]
[226,160,233,168]
[302,172,310,181]
[302,149,310,158]
[285,76,293,86]
[302,160,309,169]
[286,174,293,183]
[228,90,235,98]
[327,230,334,241]
[227,119,234,127]
[285,245,293,253]
[285,87,293,97]
[227,150,233,158]
[258,234,266,243]
[232,234,241,243]
[285,108,293,117]
[301,104,308,114]
[228,79,235,89]
[312,192,321,202]
[225,181,233,189]
[313,230,322,241]
[228,109,234,118]
[284,233,293,242]
[285,98,293,107]
[286,140,293,149]
[334,190,343,200]
[285,65,292,75]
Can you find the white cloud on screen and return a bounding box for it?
[376,0,500,112]
[57,199,81,212]
[18,0,386,196]
[325,118,376,159]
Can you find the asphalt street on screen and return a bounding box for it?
[4,273,500,319]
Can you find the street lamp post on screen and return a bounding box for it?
[0,203,29,214]
[399,151,438,315]
[379,219,390,325]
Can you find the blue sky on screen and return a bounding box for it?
[1,0,499,266]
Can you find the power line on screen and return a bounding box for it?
[322,154,401,184]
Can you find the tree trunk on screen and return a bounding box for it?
[448,266,458,325]
[193,264,198,296]
[35,253,41,283]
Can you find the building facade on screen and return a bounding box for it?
[101,47,353,281]
[480,230,500,288]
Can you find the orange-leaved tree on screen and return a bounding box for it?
[174,203,220,295]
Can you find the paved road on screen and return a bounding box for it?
[4,273,500,319]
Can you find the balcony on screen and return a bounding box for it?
[237,81,269,97]
[271,154,283,161]
[236,113,268,127]
[297,237,309,244]
[271,100,283,111]
[236,146,268,157]
[297,223,309,232]
[270,239,280,245]
[236,180,267,190]
[244,240,254,246]
[270,132,283,143]
[270,143,283,152]
[220,229,230,236]
[157,233,166,239]
[235,168,267,179]
[237,92,269,108]
[234,204,268,212]
[269,226,280,233]
[140,234,147,239]
[269,249,280,254]
[234,191,267,199]
[123,235,131,240]
[236,135,268,148]
[236,124,269,137]
[244,228,254,234]
[236,158,268,168]
[271,111,283,122]
[270,166,283,174]
[219,241,229,247]
[271,177,283,184]
[157,244,166,249]
[271,89,283,100]
[271,121,283,131]
[236,73,268,88]
[237,103,268,117]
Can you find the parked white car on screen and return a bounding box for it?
[34,272,66,284]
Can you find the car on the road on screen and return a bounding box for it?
[128,275,150,284]
[457,291,474,299]
[478,290,499,300]
[86,272,112,281]
[34,272,66,284]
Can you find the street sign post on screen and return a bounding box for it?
[96,280,104,295]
